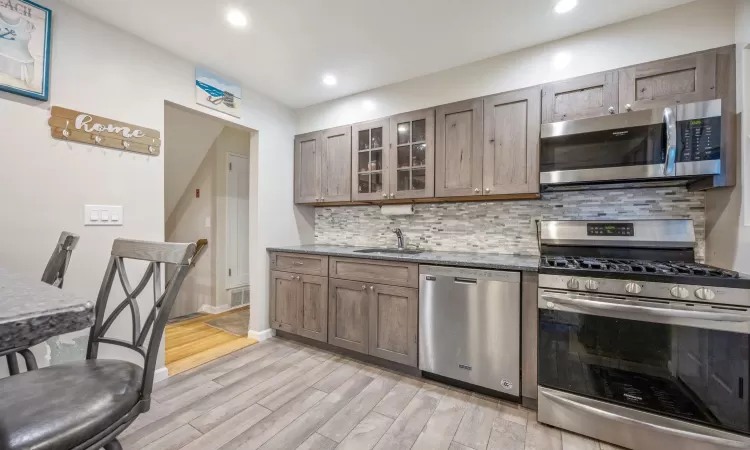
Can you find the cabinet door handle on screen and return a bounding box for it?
[292,262,303,266]
[369,286,374,291]
[474,188,480,194]
[362,285,367,290]
[485,188,491,194]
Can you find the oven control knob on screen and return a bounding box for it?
[625,282,642,294]
[584,279,599,291]
[547,302,556,309]
[670,286,689,299]
[567,279,580,290]
[695,287,716,301]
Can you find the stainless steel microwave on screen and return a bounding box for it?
[540,99,723,187]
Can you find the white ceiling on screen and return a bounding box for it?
[63,0,696,108]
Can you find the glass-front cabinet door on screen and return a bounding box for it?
[351,119,389,201]
[389,109,435,199]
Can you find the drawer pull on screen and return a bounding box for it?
[292,262,304,266]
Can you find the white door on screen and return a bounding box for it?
[227,153,250,289]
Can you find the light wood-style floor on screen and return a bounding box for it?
[123,338,622,450]
[165,307,256,376]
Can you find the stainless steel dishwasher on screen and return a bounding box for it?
[419,265,521,396]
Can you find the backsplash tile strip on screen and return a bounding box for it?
[314,187,706,261]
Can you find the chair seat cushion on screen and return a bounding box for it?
[0,359,142,450]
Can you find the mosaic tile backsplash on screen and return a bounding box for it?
[315,187,706,260]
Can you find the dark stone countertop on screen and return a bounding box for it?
[267,245,539,272]
[0,268,95,354]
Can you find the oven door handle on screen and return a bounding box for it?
[541,388,750,448]
[541,293,750,323]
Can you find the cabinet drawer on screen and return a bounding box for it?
[329,257,418,288]
[270,252,328,276]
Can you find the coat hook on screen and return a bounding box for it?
[62,120,70,138]
[148,137,155,154]
[123,140,131,150]
[94,135,103,145]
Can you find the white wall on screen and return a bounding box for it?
[164,105,225,218]
[0,0,309,375]
[296,0,735,133]
[705,0,750,273]
[166,139,216,318]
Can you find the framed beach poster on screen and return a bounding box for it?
[0,0,51,101]
[195,67,242,118]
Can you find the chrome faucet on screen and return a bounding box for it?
[392,228,404,250]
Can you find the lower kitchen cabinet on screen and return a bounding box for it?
[270,271,300,333]
[270,271,328,342]
[328,278,370,353]
[297,274,328,342]
[369,284,418,366]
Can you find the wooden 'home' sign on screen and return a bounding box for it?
[48,106,161,156]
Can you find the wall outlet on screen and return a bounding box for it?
[85,205,123,226]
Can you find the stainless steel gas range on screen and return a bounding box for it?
[536,219,750,450]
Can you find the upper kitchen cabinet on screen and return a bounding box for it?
[435,99,484,197]
[389,109,435,200]
[483,88,541,195]
[294,126,351,204]
[320,126,352,203]
[619,51,717,112]
[294,131,322,204]
[541,71,618,123]
[352,119,390,202]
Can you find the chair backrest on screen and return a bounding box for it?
[86,239,196,404]
[40,232,80,288]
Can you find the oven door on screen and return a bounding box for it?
[540,108,673,185]
[538,290,750,437]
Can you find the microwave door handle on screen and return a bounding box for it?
[663,106,677,176]
[541,293,750,323]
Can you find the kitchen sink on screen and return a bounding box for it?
[353,248,424,255]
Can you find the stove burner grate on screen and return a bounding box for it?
[541,256,738,278]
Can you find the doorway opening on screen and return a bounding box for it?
[163,101,255,375]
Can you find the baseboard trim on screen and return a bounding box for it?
[154,366,169,383]
[248,328,274,341]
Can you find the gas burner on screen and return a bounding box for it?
[540,256,739,279]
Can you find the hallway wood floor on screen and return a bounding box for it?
[165,307,256,376]
[123,338,622,450]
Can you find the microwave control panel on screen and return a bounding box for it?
[677,116,721,162]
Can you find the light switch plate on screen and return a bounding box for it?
[85,205,123,226]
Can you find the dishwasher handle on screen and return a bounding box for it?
[454,277,477,284]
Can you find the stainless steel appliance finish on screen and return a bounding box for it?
[419,265,521,396]
[540,164,667,185]
[537,219,750,449]
[540,219,695,248]
[540,107,664,138]
[538,387,750,450]
[539,274,750,308]
[540,99,724,187]
[539,290,750,334]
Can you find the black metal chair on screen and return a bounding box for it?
[5,231,80,375]
[0,239,195,450]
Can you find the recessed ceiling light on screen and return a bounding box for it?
[322,74,337,86]
[554,0,577,14]
[227,9,247,27]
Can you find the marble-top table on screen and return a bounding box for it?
[0,268,95,355]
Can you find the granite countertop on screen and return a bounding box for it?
[267,245,540,272]
[0,268,95,354]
